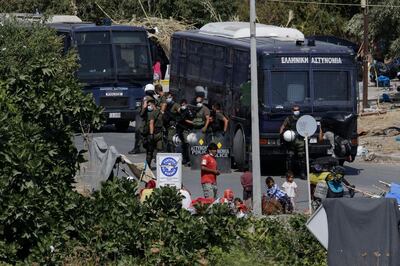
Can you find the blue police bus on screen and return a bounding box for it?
[49,22,153,130]
[169,22,358,171]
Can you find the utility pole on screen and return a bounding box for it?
[250,0,262,216]
[362,0,369,110]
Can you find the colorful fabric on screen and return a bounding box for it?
[266,184,288,200]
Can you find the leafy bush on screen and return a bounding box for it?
[0,20,103,264]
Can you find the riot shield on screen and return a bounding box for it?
[188,130,231,173]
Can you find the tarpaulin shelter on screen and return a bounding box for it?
[323,198,400,266]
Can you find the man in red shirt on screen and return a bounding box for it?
[201,143,220,198]
[240,169,253,209]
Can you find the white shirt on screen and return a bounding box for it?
[180,189,192,210]
[282,181,297,198]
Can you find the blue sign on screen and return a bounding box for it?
[160,157,178,177]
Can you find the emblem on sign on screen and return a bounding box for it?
[160,157,178,177]
[199,138,204,145]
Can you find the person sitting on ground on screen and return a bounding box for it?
[180,186,195,214]
[140,179,156,203]
[234,197,248,218]
[265,176,293,213]
[219,188,235,204]
[212,188,235,211]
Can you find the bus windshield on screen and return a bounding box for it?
[75,31,151,82]
[269,71,310,106]
[76,31,113,81]
[113,32,151,79]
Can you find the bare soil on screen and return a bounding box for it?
[358,106,400,155]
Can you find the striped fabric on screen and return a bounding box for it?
[266,184,288,200]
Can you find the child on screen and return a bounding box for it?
[265,176,293,213]
[282,171,298,211]
[234,198,248,218]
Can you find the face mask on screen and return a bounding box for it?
[197,103,203,108]
[180,105,187,110]
[154,94,159,99]
[147,105,153,112]
[293,110,300,116]
[166,97,173,103]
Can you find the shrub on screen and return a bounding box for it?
[0,20,103,264]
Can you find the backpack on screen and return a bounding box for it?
[334,136,352,157]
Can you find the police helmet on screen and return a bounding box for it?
[144,84,155,92]
[283,130,296,142]
[172,134,182,146]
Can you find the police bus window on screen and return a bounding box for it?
[271,72,309,105]
[314,71,350,101]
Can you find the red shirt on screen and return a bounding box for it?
[240,171,253,191]
[200,153,217,184]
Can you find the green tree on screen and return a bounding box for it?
[238,0,359,38]
[346,0,400,60]
[0,0,72,14]
[0,21,103,263]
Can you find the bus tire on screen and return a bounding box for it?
[233,128,246,169]
[115,121,130,131]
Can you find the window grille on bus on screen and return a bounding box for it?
[100,97,129,108]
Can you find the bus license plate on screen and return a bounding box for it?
[109,112,121,118]
[310,137,317,144]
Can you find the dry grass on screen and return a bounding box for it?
[119,17,195,58]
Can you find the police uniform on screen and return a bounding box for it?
[164,101,180,152]
[130,95,154,154]
[282,115,306,178]
[210,111,226,136]
[156,95,167,109]
[192,105,210,130]
[177,107,194,164]
[144,107,163,166]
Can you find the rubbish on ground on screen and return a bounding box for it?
[363,152,376,161]
[380,93,392,102]
[360,110,387,116]
[377,75,390,87]
[357,146,369,156]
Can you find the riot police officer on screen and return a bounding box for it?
[129,84,155,154]
[177,99,194,165]
[163,92,180,152]
[210,102,229,137]
[144,99,163,167]
[280,105,306,179]
[154,84,166,113]
[192,95,210,133]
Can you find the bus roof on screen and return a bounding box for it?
[48,23,147,33]
[173,30,354,55]
[199,22,304,41]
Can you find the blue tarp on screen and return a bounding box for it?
[377,75,390,87]
[386,183,400,204]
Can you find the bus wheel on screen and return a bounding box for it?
[233,129,246,169]
[115,121,130,131]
